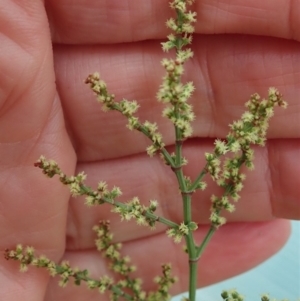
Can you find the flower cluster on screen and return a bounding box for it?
[85,72,139,126]
[158,59,195,138]
[36,155,184,241]
[142,120,165,157]
[166,221,198,243]
[94,221,137,276]
[226,87,287,154]
[217,158,247,201]
[94,222,177,301]
[85,73,166,157]
[260,295,288,301]
[210,195,235,214]
[204,152,221,181]
[4,245,115,293]
[35,157,179,232]
[157,0,196,140]
[162,0,196,52]
[5,228,177,301]
[85,72,116,111]
[221,289,244,301]
[35,156,121,200]
[204,88,287,228]
[147,264,178,301]
[34,155,88,197]
[34,156,61,178]
[93,221,146,300]
[84,181,122,206]
[206,87,287,177]
[112,197,158,228]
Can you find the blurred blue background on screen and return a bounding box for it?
[173,221,300,301]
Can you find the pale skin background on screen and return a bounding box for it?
[0,0,299,300]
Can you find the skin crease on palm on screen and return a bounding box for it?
[0,0,299,300]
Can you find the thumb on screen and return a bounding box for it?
[0,1,74,301]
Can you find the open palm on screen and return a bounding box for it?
[0,1,299,300]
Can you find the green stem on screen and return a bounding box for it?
[182,194,194,250]
[188,259,198,301]
[145,211,179,228]
[173,125,199,301]
[111,103,175,168]
[74,275,135,300]
[136,123,175,166]
[79,185,179,229]
[196,226,216,258]
[189,165,208,191]
[161,147,175,167]
[186,226,217,301]
[183,229,198,301]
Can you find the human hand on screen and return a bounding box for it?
[0,1,299,300]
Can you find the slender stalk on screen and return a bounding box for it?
[79,184,180,229]
[189,165,208,191]
[188,259,198,301]
[161,148,176,167]
[174,122,199,300]
[145,212,180,228]
[186,226,216,301]
[196,226,216,258]
[136,124,175,166]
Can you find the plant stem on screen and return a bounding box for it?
[79,184,179,229]
[136,124,175,167]
[188,258,198,301]
[196,226,216,258]
[185,226,216,301]
[189,165,208,191]
[173,123,199,301]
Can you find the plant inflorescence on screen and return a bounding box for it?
[5,0,289,300]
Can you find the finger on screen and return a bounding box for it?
[45,0,300,43]
[0,0,67,252]
[43,220,290,300]
[61,138,299,250]
[53,35,300,161]
[0,1,74,300]
[269,139,300,219]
